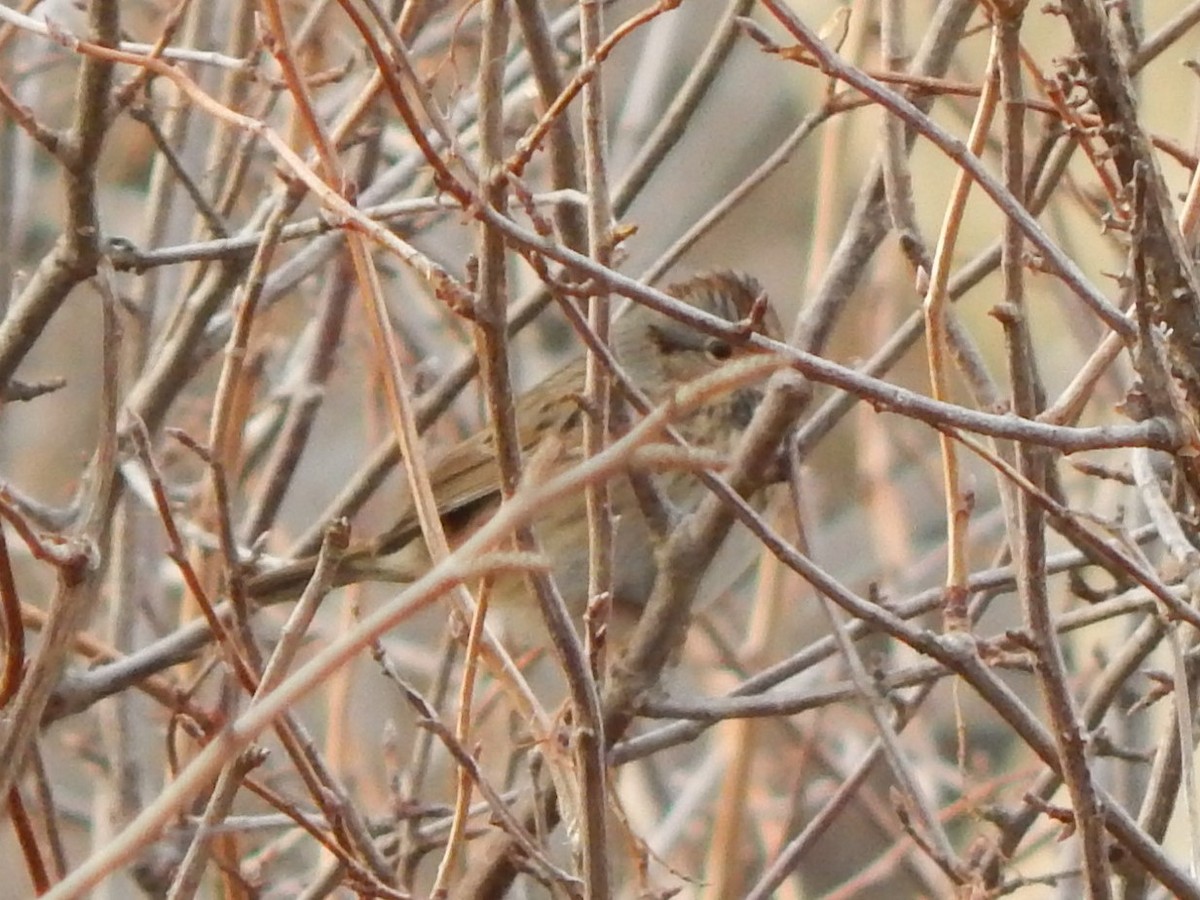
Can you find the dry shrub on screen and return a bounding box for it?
[1,1,1200,897]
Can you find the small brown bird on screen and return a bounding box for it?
[247,271,782,632]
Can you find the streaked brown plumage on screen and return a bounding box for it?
[247,271,781,630]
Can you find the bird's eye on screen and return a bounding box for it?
[706,339,733,361]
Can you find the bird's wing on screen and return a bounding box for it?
[368,367,585,555]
